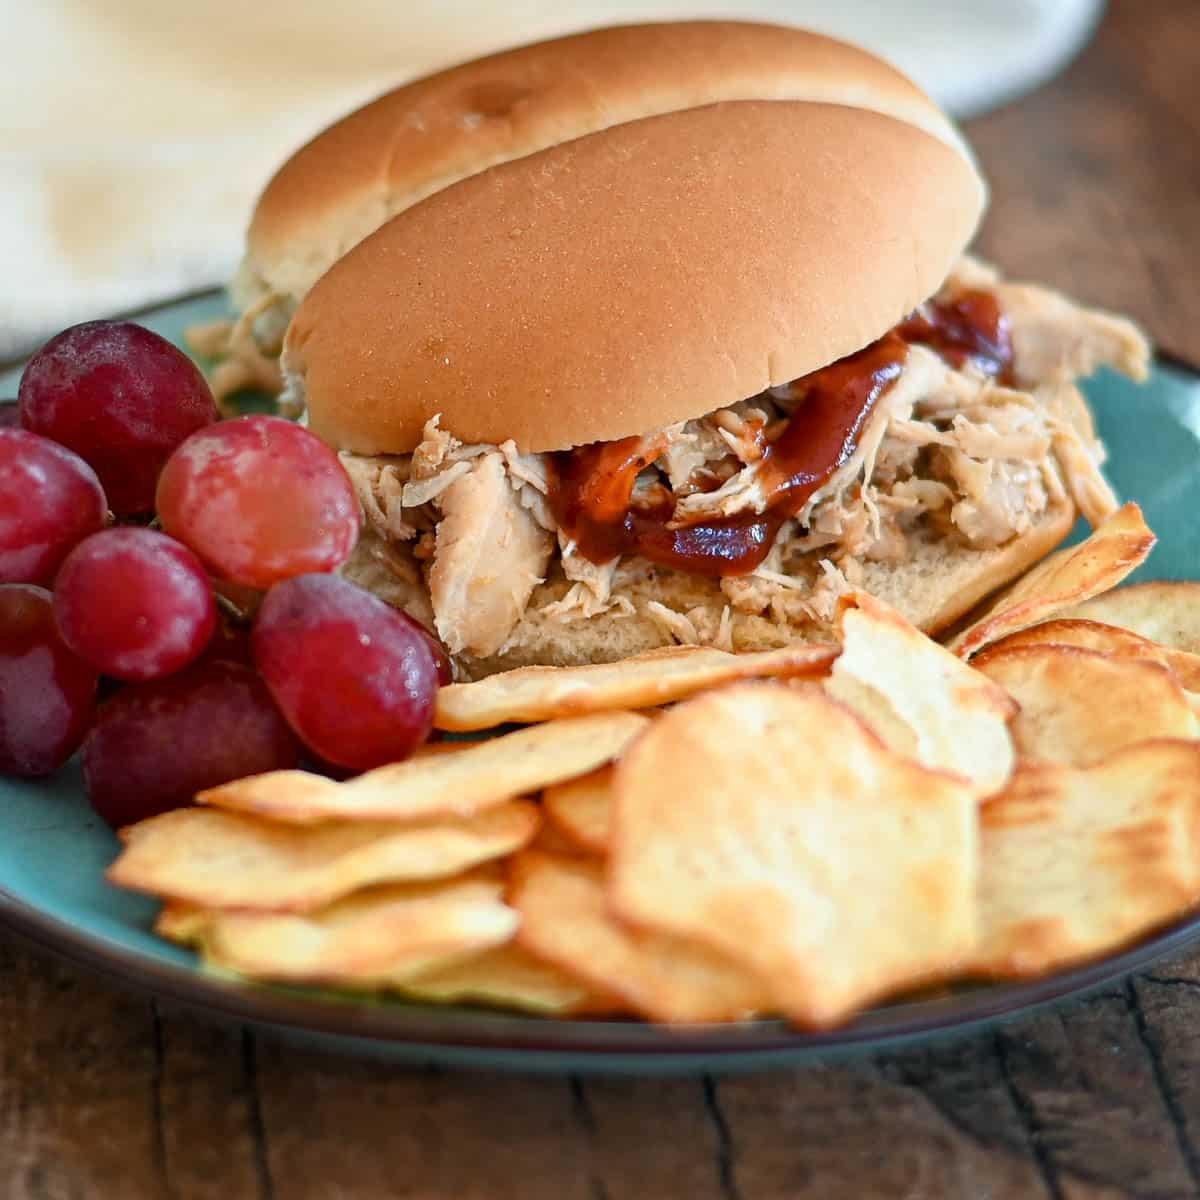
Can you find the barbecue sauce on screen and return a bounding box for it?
[897,289,1015,383]
[545,290,1014,577]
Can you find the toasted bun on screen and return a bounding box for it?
[343,497,1077,679]
[285,100,984,454]
[241,21,974,313]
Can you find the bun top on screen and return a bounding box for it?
[284,99,985,455]
[241,21,975,309]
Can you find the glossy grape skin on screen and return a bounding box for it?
[0,429,108,584]
[252,574,438,770]
[156,416,361,588]
[19,321,216,515]
[53,528,217,681]
[0,585,97,777]
[81,660,301,828]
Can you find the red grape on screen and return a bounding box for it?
[53,528,216,681]
[0,584,97,776]
[0,402,18,428]
[81,659,301,828]
[19,320,216,515]
[419,626,454,686]
[0,429,107,584]
[252,574,437,770]
[156,416,361,588]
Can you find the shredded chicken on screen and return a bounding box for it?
[642,601,702,646]
[409,415,459,481]
[1041,382,1119,526]
[185,291,287,415]
[499,439,556,531]
[721,555,852,627]
[427,453,552,656]
[401,460,474,508]
[996,282,1150,386]
[705,605,736,653]
[338,453,416,543]
[658,420,730,493]
[671,345,949,526]
[936,449,1049,547]
[540,531,627,622]
[334,259,1150,654]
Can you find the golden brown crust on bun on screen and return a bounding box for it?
[284,100,985,454]
[242,21,974,311]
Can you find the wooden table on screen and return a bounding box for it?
[4,3,1199,1196]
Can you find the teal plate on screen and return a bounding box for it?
[2,295,1200,1075]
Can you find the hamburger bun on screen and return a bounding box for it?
[237,21,976,319]
[284,100,985,454]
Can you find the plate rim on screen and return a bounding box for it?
[4,294,1200,1065]
[5,878,1200,1060]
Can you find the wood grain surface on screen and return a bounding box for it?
[2,3,1198,1197]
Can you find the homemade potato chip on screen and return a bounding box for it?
[813,675,918,756]
[155,902,208,946]
[200,712,649,824]
[972,744,1200,978]
[1062,581,1200,656]
[400,943,621,1015]
[610,683,979,1028]
[529,821,591,857]
[109,802,539,912]
[510,850,768,1023]
[828,593,1016,792]
[164,871,518,983]
[974,644,1198,766]
[433,643,838,731]
[542,768,613,854]
[948,503,1156,658]
[983,617,1200,690]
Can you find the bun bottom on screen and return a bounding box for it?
[341,500,1076,680]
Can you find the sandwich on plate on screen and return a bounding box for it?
[221,22,1149,677]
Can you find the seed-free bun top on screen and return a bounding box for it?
[241,21,975,311]
[285,100,985,454]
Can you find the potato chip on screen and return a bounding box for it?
[813,675,918,756]
[827,593,1016,792]
[528,821,591,857]
[948,503,1156,658]
[1062,581,1200,656]
[109,802,539,912]
[510,850,768,1023]
[162,871,518,983]
[433,643,838,731]
[542,767,612,854]
[155,902,208,946]
[400,943,621,1015]
[200,712,649,824]
[972,744,1200,978]
[974,644,1198,766]
[984,617,1200,691]
[610,683,979,1028]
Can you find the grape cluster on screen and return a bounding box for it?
[1,320,446,825]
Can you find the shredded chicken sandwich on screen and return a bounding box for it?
[211,24,1151,675]
[335,260,1147,663]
